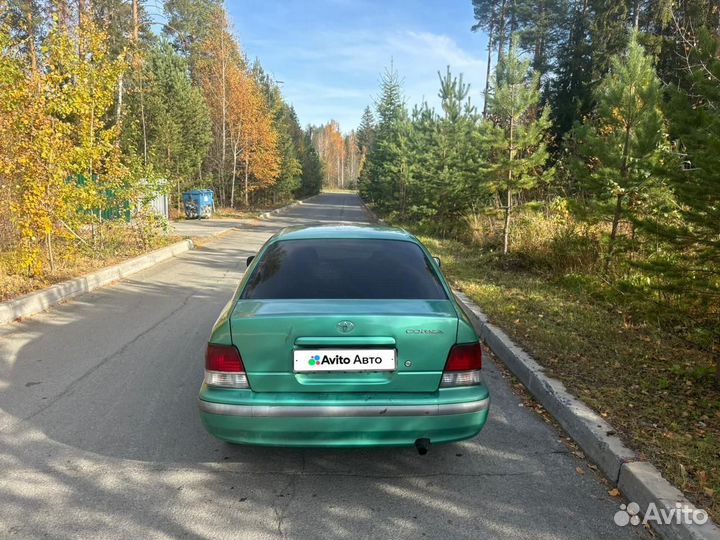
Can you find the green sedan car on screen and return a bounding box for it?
[198,225,490,453]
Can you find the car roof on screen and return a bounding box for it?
[271,224,416,242]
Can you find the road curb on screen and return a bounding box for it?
[453,290,720,540]
[259,194,316,219]
[0,239,193,326]
[618,462,720,540]
[453,291,635,481]
[170,224,234,238]
[360,200,385,224]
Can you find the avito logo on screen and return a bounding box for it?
[309,354,383,366]
[614,502,708,527]
[309,354,351,366]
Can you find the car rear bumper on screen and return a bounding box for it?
[198,386,490,447]
[199,398,488,417]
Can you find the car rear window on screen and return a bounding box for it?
[242,239,447,300]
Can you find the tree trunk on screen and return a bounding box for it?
[483,18,495,119]
[503,188,512,255]
[244,155,249,207]
[140,78,147,166]
[57,1,69,29]
[116,75,123,124]
[46,233,55,273]
[350,144,355,182]
[132,0,139,41]
[606,193,624,271]
[509,0,517,39]
[607,124,632,268]
[230,144,238,209]
[220,30,227,205]
[533,0,545,74]
[496,0,507,67]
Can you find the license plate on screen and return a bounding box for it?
[294,349,396,372]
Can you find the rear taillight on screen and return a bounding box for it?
[204,343,249,389]
[441,342,483,387]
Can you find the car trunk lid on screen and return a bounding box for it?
[230,299,458,393]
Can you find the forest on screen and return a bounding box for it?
[357,0,719,374]
[0,0,324,281]
[351,0,720,518]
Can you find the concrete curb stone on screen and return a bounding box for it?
[618,462,720,540]
[259,195,313,219]
[0,239,193,326]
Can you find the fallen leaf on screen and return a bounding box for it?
[608,488,620,497]
[576,467,585,475]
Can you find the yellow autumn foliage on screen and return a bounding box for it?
[0,15,129,275]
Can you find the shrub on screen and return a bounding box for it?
[464,199,603,275]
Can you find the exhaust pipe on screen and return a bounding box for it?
[414,438,431,455]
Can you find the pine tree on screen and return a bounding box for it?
[429,67,484,229]
[664,28,719,261]
[359,63,410,213]
[356,106,376,161]
[299,129,323,197]
[568,34,666,264]
[485,38,553,254]
[162,0,220,68]
[4,0,47,72]
[405,102,440,221]
[517,0,566,78]
[122,39,212,207]
[660,26,720,342]
[549,0,593,141]
[550,0,635,142]
[471,0,500,118]
[91,0,153,57]
[272,103,302,203]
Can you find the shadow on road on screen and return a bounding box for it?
[0,193,646,539]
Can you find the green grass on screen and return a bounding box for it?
[418,234,719,520]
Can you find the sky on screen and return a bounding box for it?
[225,0,490,132]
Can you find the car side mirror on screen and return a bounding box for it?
[246,255,255,267]
[432,256,441,268]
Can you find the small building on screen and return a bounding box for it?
[147,192,169,219]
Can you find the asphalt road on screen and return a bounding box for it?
[0,193,649,540]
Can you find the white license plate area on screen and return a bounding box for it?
[294,349,396,373]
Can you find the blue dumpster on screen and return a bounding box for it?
[182,190,214,219]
